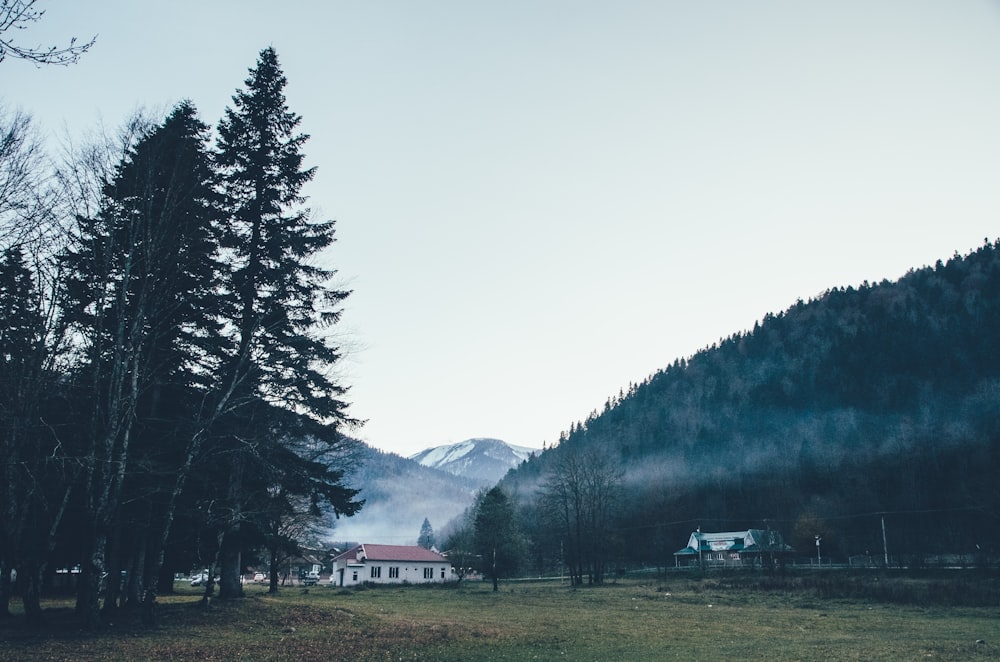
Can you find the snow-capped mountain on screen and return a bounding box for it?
[409,438,539,486]
[326,442,481,545]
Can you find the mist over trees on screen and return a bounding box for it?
[0,48,360,627]
[503,241,1000,574]
[333,443,478,545]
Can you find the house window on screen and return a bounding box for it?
[352,572,357,582]
[423,567,433,579]
[440,568,446,579]
[389,567,399,579]
[370,566,381,579]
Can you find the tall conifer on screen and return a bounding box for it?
[61,102,224,625]
[213,47,357,598]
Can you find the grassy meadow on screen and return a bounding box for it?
[2,572,999,661]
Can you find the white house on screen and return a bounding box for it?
[331,544,455,586]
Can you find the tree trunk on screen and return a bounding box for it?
[268,549,281,594]
[81,540,106,629]
[125,538,145,611]
[218,535,243,599]
[0,560,11,618]
[142,426,214,624]
[20,562,44,625]
[102,526,123,617]
[200,528,225,608]
[218,452,244,600]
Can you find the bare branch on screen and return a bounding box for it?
[0,0,96,66]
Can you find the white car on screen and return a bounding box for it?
[252,572,266,583]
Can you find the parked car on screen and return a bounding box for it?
[303,571,320,586]
[189,572,208,586]
[252,572,266,584]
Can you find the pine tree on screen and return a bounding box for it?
[418,518,436,550]
[474,487,522,591]
[212,47,357,599]
[60,102,225,626]
[0,245,40,365]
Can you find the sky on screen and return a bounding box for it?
[5,1,1000,457]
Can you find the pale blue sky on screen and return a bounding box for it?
[6,1,1000,456]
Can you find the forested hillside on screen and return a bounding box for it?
[505,240,1000,569]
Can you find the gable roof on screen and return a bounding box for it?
[333,544,450,564]
[674,529,794,555]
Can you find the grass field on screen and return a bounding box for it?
[2,573,999,661]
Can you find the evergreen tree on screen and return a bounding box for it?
[212,47,358,599]
[418,518,435,550]
[0,245,71,622]
[0,245,34,616]
[239,426,362,595]
[474,487,522,591]
[60,102,225,626]
[0,245,41,369]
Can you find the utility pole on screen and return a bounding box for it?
[492,546,497,592]
[881,514,889,567]
[815,536,822,566]
[697,527,703,570]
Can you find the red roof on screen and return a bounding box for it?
[334,544,449,563]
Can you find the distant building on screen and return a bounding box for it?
[674,529,794,568]
[331,544,455,586]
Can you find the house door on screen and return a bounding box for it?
[337,569,344,586]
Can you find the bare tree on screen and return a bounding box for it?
[0,105,59,250]
[0,243,74,624]
[439,500,480,583]
[0,104,76,624]
[0,0,95,66]
[541,446,622,585]
[259,491,330,594]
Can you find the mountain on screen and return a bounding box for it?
[503,239,1000,567]
[409,438,539,486]
[326,442,480,546]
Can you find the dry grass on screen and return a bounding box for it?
[2,574,999,660]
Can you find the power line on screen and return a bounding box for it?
[609,506,982,533]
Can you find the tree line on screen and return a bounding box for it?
[442,448,623,590]
[0,47,361,627]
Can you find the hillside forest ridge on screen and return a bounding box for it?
[4,30,1000,626]
[498,239,1000,581]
